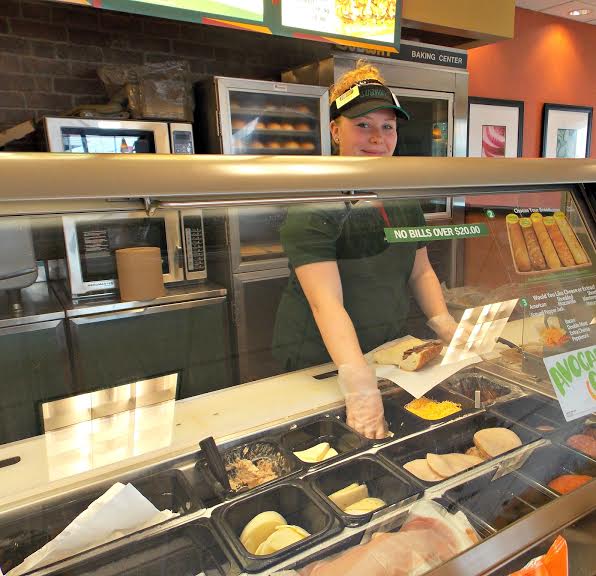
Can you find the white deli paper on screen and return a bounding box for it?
[7,482,177,576]
[366,336,480,399]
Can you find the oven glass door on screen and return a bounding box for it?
[63,212,182,295]
[61,128,157,154]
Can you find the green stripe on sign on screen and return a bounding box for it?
[385,223,489,243]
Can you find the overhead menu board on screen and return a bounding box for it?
[124,0,264,22]
[49,0,402,52]
[280,0,401,50]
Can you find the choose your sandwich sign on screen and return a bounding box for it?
[543,344,596,421]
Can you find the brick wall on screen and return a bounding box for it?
[0,0,332,150]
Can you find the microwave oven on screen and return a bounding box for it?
[44,117,195,154]
[62,209,206,297]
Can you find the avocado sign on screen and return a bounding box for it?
[543,344,596,421]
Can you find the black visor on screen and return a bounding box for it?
[330,80,410,121]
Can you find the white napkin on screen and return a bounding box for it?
[7,482,177,576]
[366,336,480,399]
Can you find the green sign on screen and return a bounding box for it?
[384,223,489,243]
[543,345,596,421]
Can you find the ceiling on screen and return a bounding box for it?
[516,0,596,25]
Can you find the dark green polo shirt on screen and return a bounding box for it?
[272,199,427,371]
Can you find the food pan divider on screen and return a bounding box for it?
[17,516,241,576]
[0,468,202,576]
[489,394,568,434]
[441,366,526,407]
[440,465,557,531]
[304,453,423,527]
[211,479,342,573]
[511,442,596,496]
[259,495,494,576]
[377,411,543,488]
[548,417,595,460]
[279,417,371,470]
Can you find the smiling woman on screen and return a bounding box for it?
[272,61,458,441]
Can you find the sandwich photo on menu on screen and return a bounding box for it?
[505,211,591,274]
[335,0,397,40]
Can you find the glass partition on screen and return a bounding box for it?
[0,184,594,576]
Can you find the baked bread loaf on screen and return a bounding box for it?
[373,337,424,365]
[400,340,443,372]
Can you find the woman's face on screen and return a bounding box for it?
[330,109,397,157]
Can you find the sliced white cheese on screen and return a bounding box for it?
[293,442,331,463]
[328,483,369,510]
[240,510,286,554]
[344,497,386,515]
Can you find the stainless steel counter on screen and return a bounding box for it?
[0,282,64,329]
[52,281,227,318]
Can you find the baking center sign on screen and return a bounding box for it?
[544,344,596,421]
[385,223,489,243]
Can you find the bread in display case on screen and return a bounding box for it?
[0,154,594,576]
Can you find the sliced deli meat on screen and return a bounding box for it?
[404,459,445,482]
[473,428,522,458]
[426,453,484,478]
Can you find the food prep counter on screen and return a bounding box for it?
[0,154,594,576]
[0,367,593,576]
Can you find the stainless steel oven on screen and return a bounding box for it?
[44,117,195,155]
[63,210,207,296]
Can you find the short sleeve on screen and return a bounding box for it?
[386,199,428,250]
[281,203,349,268]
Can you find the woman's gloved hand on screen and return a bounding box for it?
[427,313,459,344]
[338,364,387,439]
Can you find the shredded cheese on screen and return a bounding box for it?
[405,397,462,420]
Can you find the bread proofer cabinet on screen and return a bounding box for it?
[0,153,594,576]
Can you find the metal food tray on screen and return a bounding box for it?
[441,366,526,407]
[10,381,593,576]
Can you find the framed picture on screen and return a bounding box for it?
[541,103,593,158]
[467,97,524,158]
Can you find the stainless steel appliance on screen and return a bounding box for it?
[195,77,331,383]
[0,218,37,292]
[63,209,207,297]
[195,76,330,155]
[44,117,195,154]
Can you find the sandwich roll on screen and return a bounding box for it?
[399,340,443,372]
[506,214,532,272]
[543,216,575,267]
[554,211,589,264]
[530,213,561,269]
[519,218,547,270]
[373,337,424,365]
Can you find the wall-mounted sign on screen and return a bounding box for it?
[279,0,402,51]
[49,0,403,52]
[385,223,489,243]
[544,344,596,422]
[393,42,467,69]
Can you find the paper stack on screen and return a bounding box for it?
[7,482,177,575]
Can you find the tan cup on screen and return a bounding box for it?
[115,247,166,302]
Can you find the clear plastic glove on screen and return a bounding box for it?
[338,364,386,440]
[427,313,459,344]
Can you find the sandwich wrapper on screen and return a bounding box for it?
[6,482,177,576]
[366,336,480,399]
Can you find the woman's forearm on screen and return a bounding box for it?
[408,248,449,320]
[310,295,368,368]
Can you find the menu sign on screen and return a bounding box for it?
[49,0,403,51]
[281,0,400,47]
[126,0,264,22]
[544,345,596,422]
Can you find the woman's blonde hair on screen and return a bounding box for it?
[329,59,386,105]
